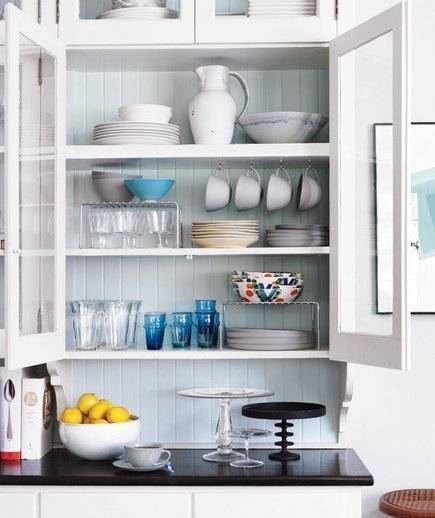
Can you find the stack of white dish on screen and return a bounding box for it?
[247,0,317,17]
[226,328,316,351]
[98,0,178,20]
[20,123,54,148]
[92,121,180,145]
[266,224,329,247]
[191,220,259,248]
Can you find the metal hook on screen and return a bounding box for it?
[218,160,223,170]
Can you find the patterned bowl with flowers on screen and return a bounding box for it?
[231,272,304,304]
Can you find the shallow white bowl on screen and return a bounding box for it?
[119,104,172,124]
[238,111,329,143]
[59,416,140,461]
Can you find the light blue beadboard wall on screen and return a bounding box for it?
[65,52,337,444]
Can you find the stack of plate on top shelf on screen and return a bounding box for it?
[247,0,317,17]
[226,328,317,351]
[92,121,180,145]
[266,224,329,247]
[191,220,260,249]
[20,123,54,148]
[98,1,178,20]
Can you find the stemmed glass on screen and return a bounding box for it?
[229,429,272,468]
[146,209,174,248]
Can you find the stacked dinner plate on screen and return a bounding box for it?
[247,0,317,17]
[266,224,329,247]
[226,328,317,351]
[92,121,180,145]
[192,220,260,249]
[98,2,178,20]
[20,123,54,148]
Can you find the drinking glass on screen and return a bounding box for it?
[212,312,220,347]
[171,312,193,348]
[88,208,120,248]
[100,300,142,350]
[71,301,101,350]
[112,208,141,248]
[195,311,215,348]
[229,429,272,468]
[146,209,174,248]
[144,312,167,350]
[195,299,216,313]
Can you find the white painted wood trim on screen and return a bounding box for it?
[329,3,410,370]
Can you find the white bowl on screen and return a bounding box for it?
[238,111,329,143]
[297,174,322,210]
[59,416,140,461]
[119,104,172,124]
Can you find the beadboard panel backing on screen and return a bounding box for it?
[69,358,340,444]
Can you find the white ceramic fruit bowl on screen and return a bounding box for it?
[59,416,140,461]
[238,111,329,143]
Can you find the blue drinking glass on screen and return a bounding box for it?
[144,312,166,350]
[195,311,215,348]
[171,312,193,348]
[212,312,220,347]
[195,299,216,313]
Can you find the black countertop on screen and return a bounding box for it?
[0,448,373,486]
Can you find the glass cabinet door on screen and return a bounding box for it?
[5,4,65,369]
[329,3,410,370]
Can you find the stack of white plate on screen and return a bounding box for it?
[266,224,329,247]
[192,220,260,249]
[226,328,317,351]
[92,121,180,145]
[247,0,317,17]
[98,5,178,20]
[20,124,54,148]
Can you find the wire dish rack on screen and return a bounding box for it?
[220,301,321,351]
[80,201,183,249]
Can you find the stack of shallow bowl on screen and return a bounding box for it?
[191,221,259,249]
[266,224,329,247]
[226,328,316,351]
[92,171,136,203]
[231,270,304,303]
[247,0,317,17]
[98,0,178,20]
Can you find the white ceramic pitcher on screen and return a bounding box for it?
[188,65,249,145]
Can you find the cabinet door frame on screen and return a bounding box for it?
[329,3,410,370]
[195,0,337,44]
[5,3,66,369]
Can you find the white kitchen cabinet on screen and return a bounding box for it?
[0,492,38,518]
[196,0,337,44]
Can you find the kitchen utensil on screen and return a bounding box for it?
[195,311,215,348]
[242,402,326,461]
[146,209,174,248]
[238,111,328,143]
[266,164,292,211]
[112,208,142,248]
[125,178,175,201]
[100,300,142,350]
[178,387,274,463]
[228,429,272,468]
[234,165,262,211]
[92,174,136,204]
[205,164,231,212]
[195,299,216,313]
[124,442,171,467]
[297,163,322,210]
[171,312,193,348]
[92,121,180,145]
[4,380,15,441]
[113,459,170,472]
[59,416,140,461]
[213,312,220,347]
[144,312,166,350]
[119,104,172,124]
[189,65,249,145]
[71,301,102,350]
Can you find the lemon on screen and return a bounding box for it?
[88,401,111,420]
[98,399,113,409]
[90,418,109,424]
[77,393,99,416]
[106,406,130,423]
[61,408,83,424]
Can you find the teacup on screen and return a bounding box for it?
[205,166,231,212]
[235,166,262,211]
[266,165,292,211]
[125,442,171,467]
[297,164,322,211]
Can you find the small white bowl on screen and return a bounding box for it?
[59,416,140,461]
[119,104,172,124]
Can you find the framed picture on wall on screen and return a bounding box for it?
[375,122,435,314]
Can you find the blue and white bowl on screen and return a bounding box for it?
[238,111,329,144]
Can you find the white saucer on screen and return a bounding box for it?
[113,459,170,472]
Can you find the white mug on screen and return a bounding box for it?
[205,164,231,212]
[297,164,322,211]
[235,165,262,211]
[266,164,292,212]
[125,442,171,467]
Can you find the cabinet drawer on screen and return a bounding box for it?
[41,492,191,518]
[194,490,360,518]
[0,493,38,518]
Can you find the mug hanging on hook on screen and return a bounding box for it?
[266,160,292,212]
[235,161,263,211]
[205,161,232,212]
[297,161,322,211]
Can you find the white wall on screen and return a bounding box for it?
[341,1,435,516]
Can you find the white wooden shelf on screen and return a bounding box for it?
[66,143,330,168]
[66,247,330,257]
[65,347,330,360]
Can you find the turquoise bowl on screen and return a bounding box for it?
[124,178,175,201]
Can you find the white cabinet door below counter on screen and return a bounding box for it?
[0,493,38,518]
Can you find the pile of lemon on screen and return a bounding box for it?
[61,393,131,425]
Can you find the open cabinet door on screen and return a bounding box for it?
[330,3,410,370]
[5,4,65,369]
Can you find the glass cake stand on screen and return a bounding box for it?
[177,388,274,463]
